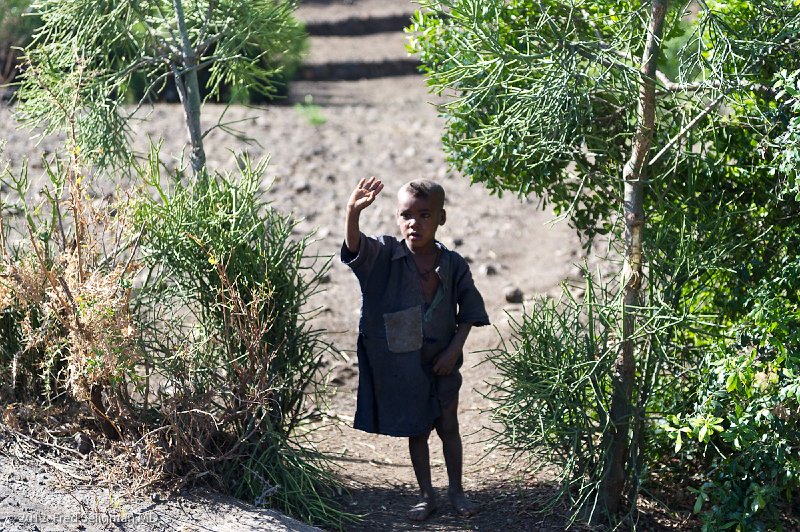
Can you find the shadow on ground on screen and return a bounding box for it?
[330,480,573,532]
[327,479,699,532]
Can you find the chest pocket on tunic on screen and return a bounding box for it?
[383,305,423,353]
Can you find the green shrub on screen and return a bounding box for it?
[129,152,350,528]
[487,271,625,522]
[664,256,800,531]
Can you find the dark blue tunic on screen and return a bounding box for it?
[341,233,489,437]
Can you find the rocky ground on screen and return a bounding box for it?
[0,1,696,530]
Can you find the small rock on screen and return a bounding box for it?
[479,264,498,276]
[74,432,94,455]
[452,237,464,247]
[294,180,311,193]
[319,274,331,284]
[504,286,524,304]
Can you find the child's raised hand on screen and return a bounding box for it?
[347,177,384,213]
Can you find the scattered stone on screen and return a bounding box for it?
[294,180,311,193]
[452,237,464,247]
[319,273,332,284]
[303,145,324,159]
[331,364,357,386]
[479,263,498,276]
[74,432,94,455]
[504,285,524,304]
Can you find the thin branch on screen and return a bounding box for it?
[649,93,725,166]
[655,70,780,96]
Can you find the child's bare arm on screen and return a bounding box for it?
[345,177,384,254]
[433,323,473,376]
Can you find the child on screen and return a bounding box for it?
[341,177,489,521]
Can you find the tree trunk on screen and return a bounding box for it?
[598,0,667,518]
[173,0,206,176]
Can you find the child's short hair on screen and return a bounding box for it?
[399,179,445,210]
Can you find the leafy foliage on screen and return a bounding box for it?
[652,85,800,528]
[408,0,637,236]
[666,254,800,530]
[409,0,800,237]
[410,0,800,526]
[128,153,349,527]
[776,70,800,201]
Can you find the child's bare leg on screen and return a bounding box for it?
[435,399,477,517]
[408,432,437,521]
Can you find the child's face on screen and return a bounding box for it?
[396,190,445,252]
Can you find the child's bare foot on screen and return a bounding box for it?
[407,494,437,521]
[448,488,477,517]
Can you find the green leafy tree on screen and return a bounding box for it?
[14,0,305,173]
[409,0,800,523]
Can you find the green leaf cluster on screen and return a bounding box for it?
[668,258,800,530]
[409,0,800,238]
